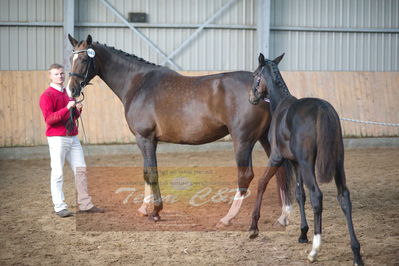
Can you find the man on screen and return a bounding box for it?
[39,63,104,217]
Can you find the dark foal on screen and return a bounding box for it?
[248,53,363,265]
[66,34,293,225]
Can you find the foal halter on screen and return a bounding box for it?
[69,48,96,102]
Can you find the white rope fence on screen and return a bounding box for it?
[340,117,399,127]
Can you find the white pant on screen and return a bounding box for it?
[47,136,93,212]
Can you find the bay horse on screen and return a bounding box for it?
[66,34,293,225]
[247,53,363,265]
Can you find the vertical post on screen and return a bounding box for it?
[63,0,75,71]
[257,0,271,58]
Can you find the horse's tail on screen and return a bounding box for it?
[315,102,344,183]
[281,159,295,203]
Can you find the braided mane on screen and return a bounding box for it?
[95,41,160,67]
[267,60,290,96]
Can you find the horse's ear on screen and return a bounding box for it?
[273,53,285,65]
[68,34,78,47]
[258,53,266,66]
[86,35,92,45]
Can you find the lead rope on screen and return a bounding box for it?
[76,99,90,158]
[75,92,90,157]
[79,112,90,157]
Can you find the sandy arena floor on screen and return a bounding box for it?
[0,147,398,265]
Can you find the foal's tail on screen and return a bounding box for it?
[280,159,295,204]
[315,102,344,183]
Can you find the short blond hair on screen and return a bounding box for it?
[48,63,64,71]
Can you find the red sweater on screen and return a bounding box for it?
[39,86,81,136]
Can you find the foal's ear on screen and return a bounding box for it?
[86,35,92,45]
[258,53,266,66]
[68,34,78,47]
[273,53,285,65]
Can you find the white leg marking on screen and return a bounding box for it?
[219,191,244,225]
[276,186,292,226]
[137,182,152,216]
[308,234,322,262]
[277,204,292,226]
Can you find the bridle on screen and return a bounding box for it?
[65,47,96,135]
[252,66,270,103]
[69,47,96,103]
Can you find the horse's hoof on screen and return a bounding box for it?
[149,214,161,222]
[275,215,289,226]
[298,236,309,243]
[307,253,317,263]
[137,205,148,216]
[137,209,148,217]
[218,218,232,226]
[273,219,287,227]
[248,230,259,239]
[216,220,230,228]
[354,258,364,266]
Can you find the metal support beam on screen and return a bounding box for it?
[0,22,63,27]
[100,0,181,70]
[2,21,398,34]
[75,22,256,30]
[162,0,238,65]
[63,0,74,71]
[270,26,399,33]
[257,0,271,58]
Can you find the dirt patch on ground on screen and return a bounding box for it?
[0,147,398,265]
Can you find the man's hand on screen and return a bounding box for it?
[67,101,76,110]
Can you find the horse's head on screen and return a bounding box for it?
[249,53,284,105]
[67,34,98,98]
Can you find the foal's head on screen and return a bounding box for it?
[67,34,97,98]
[249,53,285,105]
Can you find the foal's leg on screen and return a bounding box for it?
[248,164,280,239]
[259,137,292,226]
[335,163,364,266]
[294,163,309,243]
[219,141,255,226]
[136,135,163,221]
[300,163,323,262]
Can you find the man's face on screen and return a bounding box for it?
[49,68,65,86]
